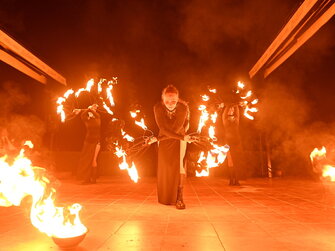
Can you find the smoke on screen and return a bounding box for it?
[7,114,46,147]
[0,81,30,118]
[0,81,45,148]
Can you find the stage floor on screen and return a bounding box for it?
[1,176,335,250]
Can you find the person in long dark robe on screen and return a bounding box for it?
[222,104,242,186]
[76,104,101,184]
[153,85,194,209]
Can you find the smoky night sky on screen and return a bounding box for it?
[1,0,335,176]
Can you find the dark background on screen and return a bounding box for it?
[1,0,335,178]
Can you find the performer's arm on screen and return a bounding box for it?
[171,104,188,132]
[88,109,100,119]
[81,109,89,120]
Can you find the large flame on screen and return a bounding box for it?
[195,88,230,176]
[196,144,230,177]
[0,146,87,238]
[114,146,139,183]
[310,146,335,181]
[56,78,117,122]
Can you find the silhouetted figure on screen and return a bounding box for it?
[76,104,101,184]
[222,104,242,186]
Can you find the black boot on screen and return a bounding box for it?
[176,186,186,210]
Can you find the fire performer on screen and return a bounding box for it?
[222,103,242,186]
[75,104,101,184]
[153,85,195,209]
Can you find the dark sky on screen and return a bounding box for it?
[1,0,335,175]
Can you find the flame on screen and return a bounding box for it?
[310,146,326,162]
[244,106,258,120]
[322,165,335,181]
[130,111,137,118]
[310,146,335,181]
[201,95,210,101]
[241,90,252,99]
[210,112,218,123]
[0,148,87,238]
[251,99,258,105]
[121,129,135,142]
[208,88,216,93]
[196,144,229,177]
[114,146,139,183]
[102,102,114,115]
[237,81,245,89]
[208,126,216,140]
[57,78,117,122]
[134,118,148,130]
[106,84,115,107]
[24,140,34,148]
[235,81,259,120]
[196,89,230,176]
[56,89,74,123]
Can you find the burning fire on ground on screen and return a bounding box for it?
[0,142,87,238]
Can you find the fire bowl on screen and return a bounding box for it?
[51,231,87,250]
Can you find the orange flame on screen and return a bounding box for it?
[121,129,135,142]
[196,89,230,176]
[201,95,210,101]
[134,118,148,130]
[310,146,335,181]
[196,144,229,177]
[114,146,139,183]
[56,89,74,123]
[57,78,117,121]
[236,81,258,120]
[0,148,87,238]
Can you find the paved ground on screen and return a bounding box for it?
[1,176,335,250]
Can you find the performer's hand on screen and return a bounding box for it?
[89,104,99,111]
[147,137,157,145]
[184,135,198,143]
[73,109,81,115]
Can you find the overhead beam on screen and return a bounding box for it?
[249,0,319,78]
[264,2,335,77]
[0,29,66,85]
[0,49,47,84]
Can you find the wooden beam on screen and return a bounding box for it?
[0,49,47,84]
[0,30,66,85]
[249,0,319,78]
[264,2,335,77]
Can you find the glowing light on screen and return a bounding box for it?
[201,95,209,101]
[135,118,148,130]
[114,146,139,183]
[241,90,252,99]
[0,148,87,238]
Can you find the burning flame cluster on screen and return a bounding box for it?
[110,108,151,183]
[310,146,335,181]
[56,78,117,123]
[235,81,258,120]
[0,142,87,238]
[56,78,140,183]
[196,88,230,177]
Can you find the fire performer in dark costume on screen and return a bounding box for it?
[222,103,242,186]
[153,85,195,209]
[76,104,101,184]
